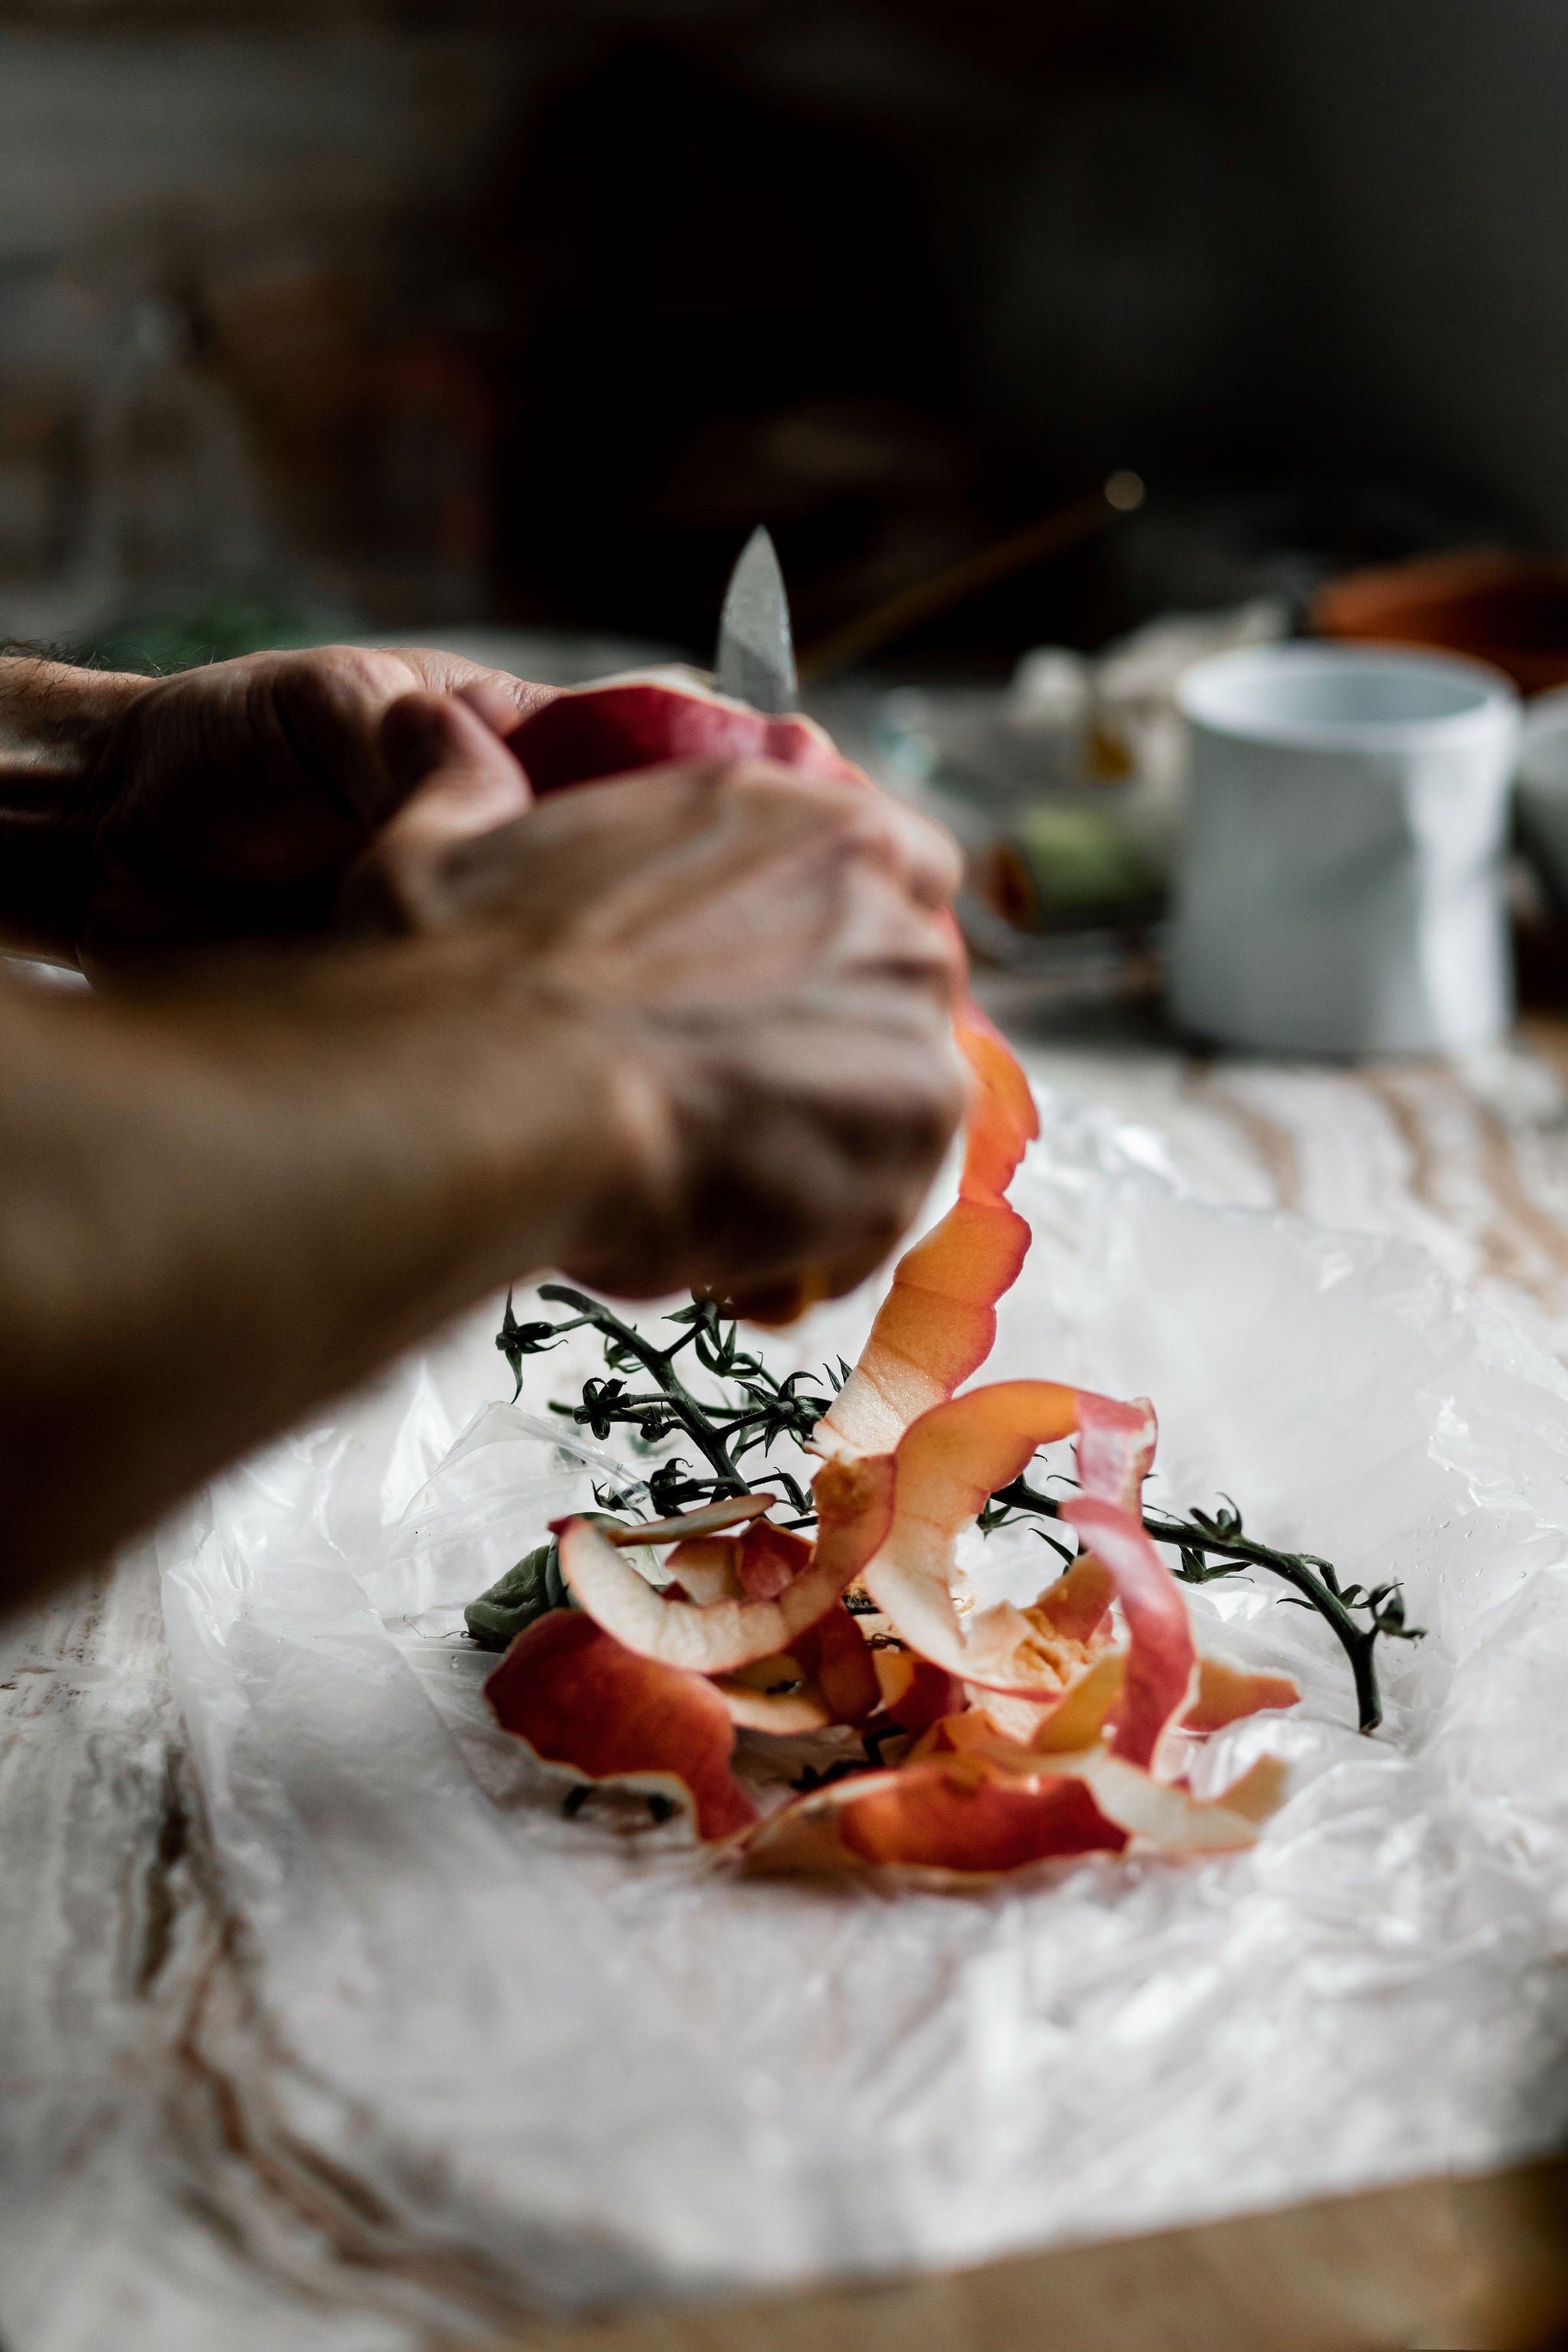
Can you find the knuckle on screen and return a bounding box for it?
[713,756,831,810]
[316,644,412,694]
[265,661,342,738]
[282,646,413,726]
[703,762,942,880]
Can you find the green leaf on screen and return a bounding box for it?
[463,1542,568,1652]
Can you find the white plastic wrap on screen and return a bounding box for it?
[158,1089,1568,2317]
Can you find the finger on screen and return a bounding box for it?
[271,648,554,828]
[839,789,965,914]
[505,761,965,1006]
[671,998,964,1300]
[382,648,560,737]
[725,763,963,913]
[453,673,556,741]
[347,693,533,928]
[828,872,968,1008]
[559,989,965,1308]
[552,754,961,915]
[726,1230,916,1325]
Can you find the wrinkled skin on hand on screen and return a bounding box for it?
[45,645,967,1310]
[0,653,973,1604]
[30,645,555,966]
[358,694,970,1308]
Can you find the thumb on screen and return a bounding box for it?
[344,691,533,930]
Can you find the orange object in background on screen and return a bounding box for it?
[1313,550,1568,695]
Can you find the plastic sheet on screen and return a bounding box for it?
[158,1089,1568,2316]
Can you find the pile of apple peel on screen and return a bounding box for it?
[481,671,1300,1885]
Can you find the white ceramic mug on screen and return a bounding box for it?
[1513,681,1568,916]
[1170,642,1520,1055]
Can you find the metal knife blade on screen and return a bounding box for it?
[714,525,798,714]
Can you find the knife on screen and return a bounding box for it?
[714,525,799,715]
[710,528,825,1328]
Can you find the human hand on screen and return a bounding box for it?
[0,645,552,966]
[360,691,969,1309]
[0,679,964,1591]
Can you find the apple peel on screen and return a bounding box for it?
[485,1609,756,1842]
[815,999,1039,1462]
[742,1732,1287,1880]
[867,1645,969,1741]
[1186,1656,1301,1731]
[606,1493,776,1547]
[847,1373,1194,1768]
[508,673,858,797]
[855,1380,1106,1693]
[741,1755,1129,1880]
[1058,1496,1196,1769]
[1075,1390,1158,1513]
[711,1680,834,1736]
[712,1598,880,1733]
[557,1456,894,1677]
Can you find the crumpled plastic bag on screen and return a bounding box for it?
[158,1087,1568,2319]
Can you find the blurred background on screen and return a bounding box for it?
[10,0,1568,990]
[4,0,1558,655]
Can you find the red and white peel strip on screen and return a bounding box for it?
[740,1744,1287,1880]
[556,1455,893,1676]
[857,1380,1080,1691]
[1074,1390,1158,1512]
[606,1493,776,1547]
[1058,1496,1196,1769]
[485,1609,756,1842]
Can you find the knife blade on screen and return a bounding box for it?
[714,525,798,715]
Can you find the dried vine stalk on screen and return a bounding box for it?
[498,1285,842,1524]
[489,1289,1422,1730]
[979,1477,1421,1733]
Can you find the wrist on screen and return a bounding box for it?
[359,933,675,1294]
[0,765,92,962]
[0,655,148,756]
[132,929,671,1315]
[0,658,148,961]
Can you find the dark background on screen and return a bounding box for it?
[0,0,1560,668]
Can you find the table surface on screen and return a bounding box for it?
[9,999,1568,2352]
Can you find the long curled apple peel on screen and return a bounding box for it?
[745,1756,1129,1878]
[815,998,1039,1462]
[555,1455,894,1677]
[854,1381,1192,1750]
[742,1748,1287,1882]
